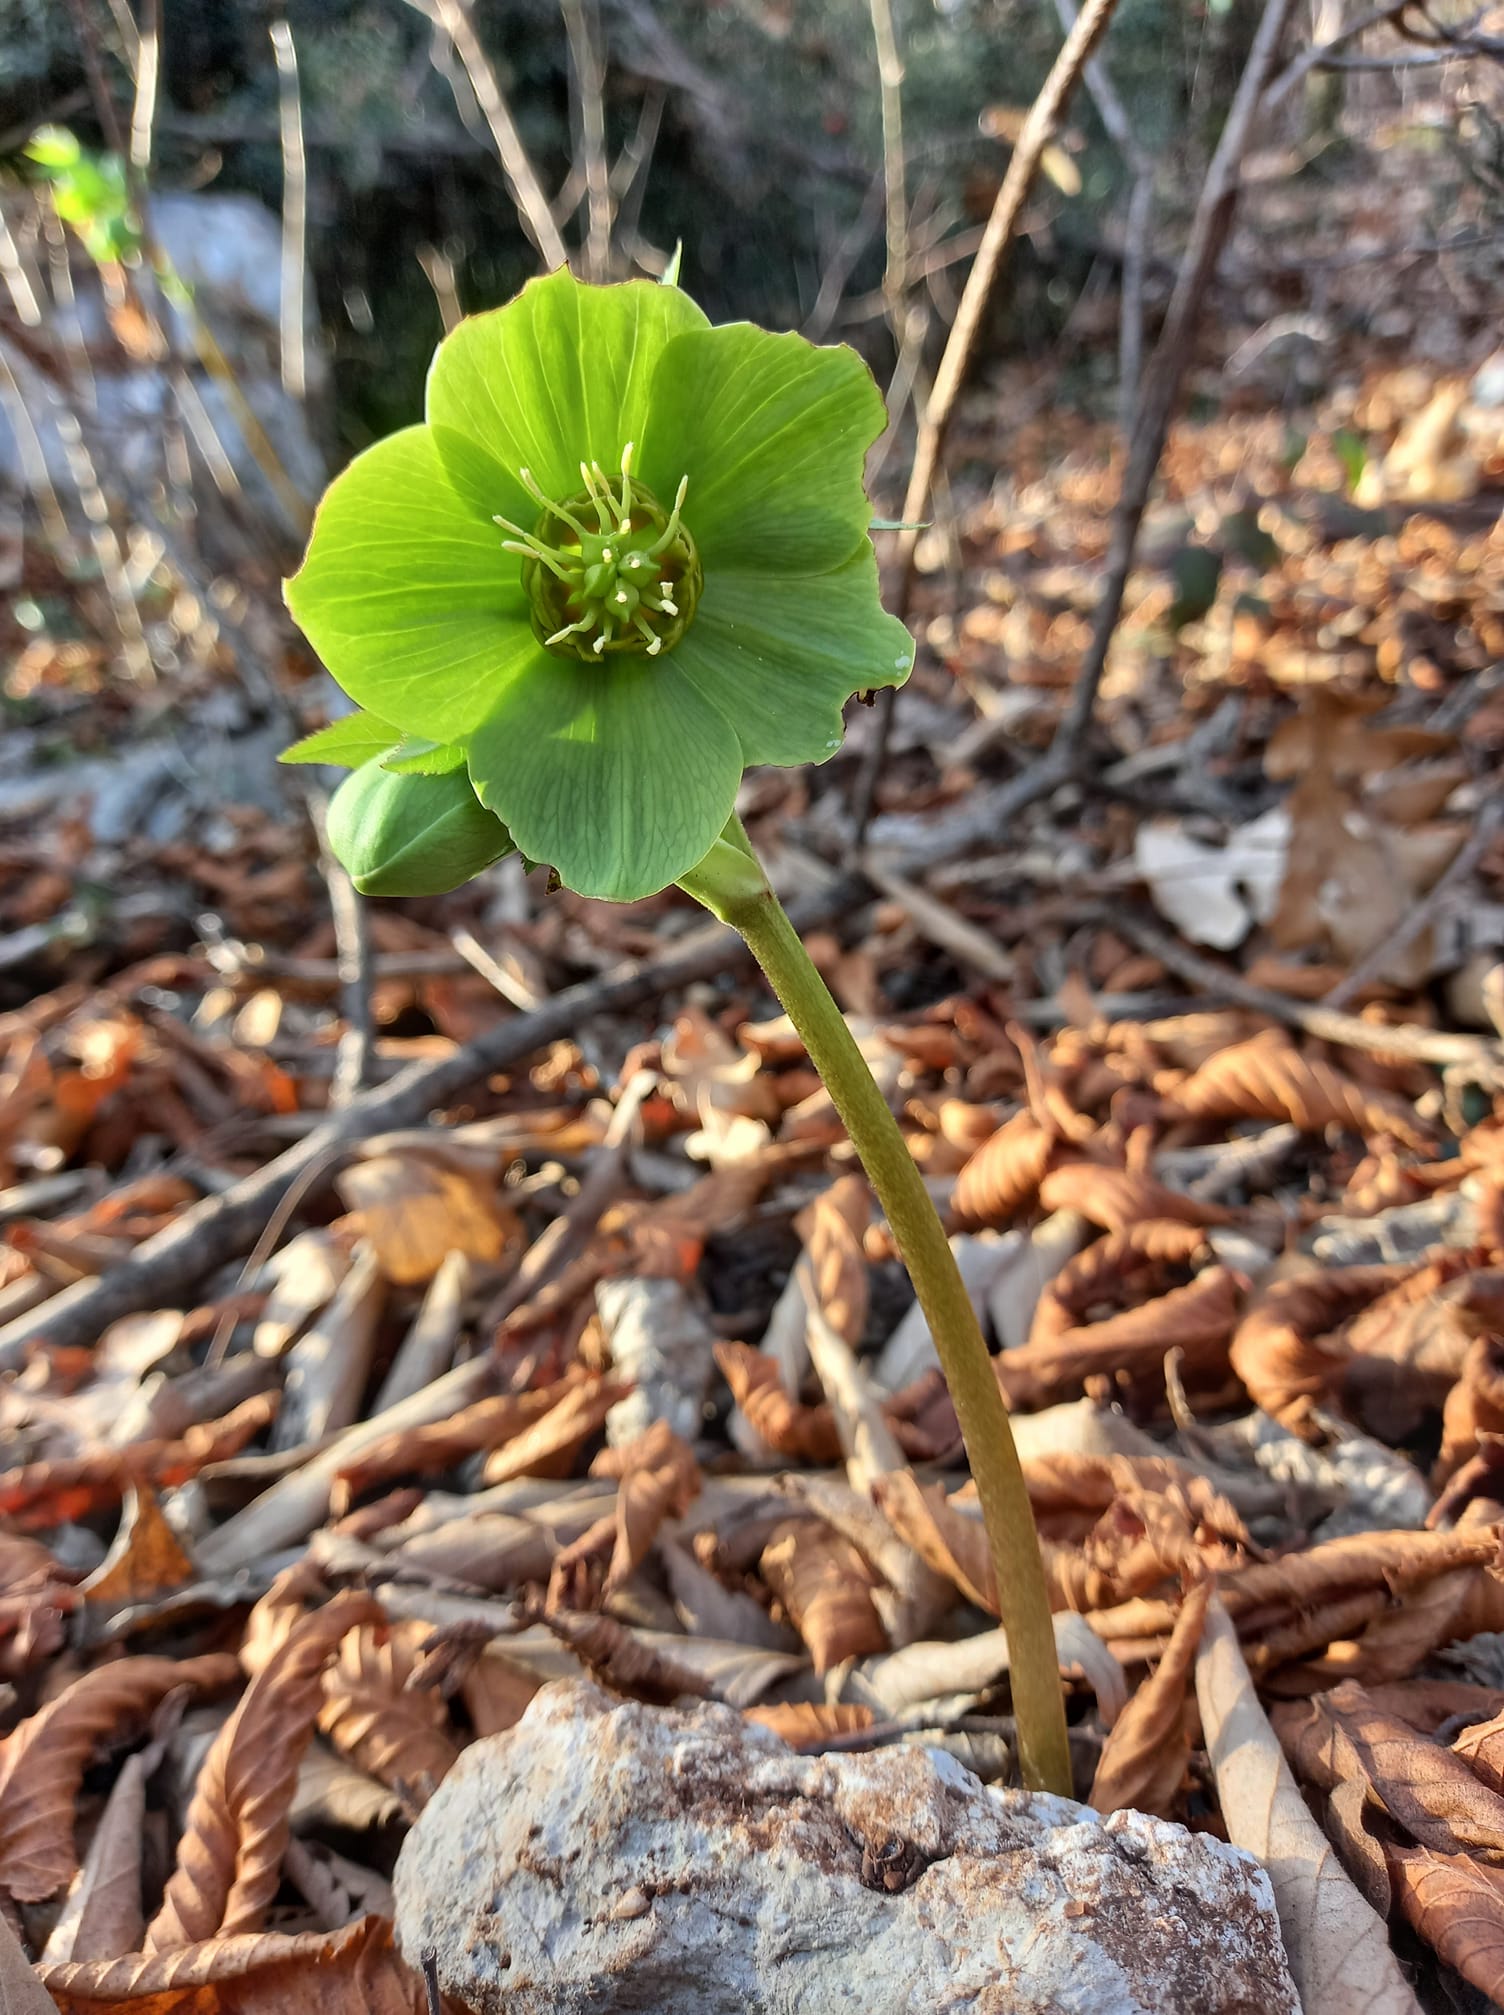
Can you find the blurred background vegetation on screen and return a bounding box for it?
[0,0,1277,448]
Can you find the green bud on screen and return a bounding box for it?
[326,760,515,897]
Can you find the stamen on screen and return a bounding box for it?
[618,442,634,523]
[543,616,594,648]
[580,461,617,534]
[498,536,573,585]
[646,474,689,556]
[592,634,607,656]
[632,613,664,655]
[518,468,594,543]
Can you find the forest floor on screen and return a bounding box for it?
[2,199,1504,2010]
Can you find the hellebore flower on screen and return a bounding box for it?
[282,267,913,901]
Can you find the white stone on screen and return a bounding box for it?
[395,1679,1298,2015]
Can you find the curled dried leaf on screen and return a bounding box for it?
[147,1591,384,1950]
[951,1111,1056,1229]
[745,1701,875,1747]
[1036,1163,1231,1235]
[0,1392,278,1532]
[318,1620,460,1810]
[1090,1577,1210,1817]
[760,1517,887,1673]
[1165,1028,1436,1152]
[0,1654,237,1903]
[1228,1266,1405,1431]
[40,1914,426,2014]
[997,1265,1243,1413]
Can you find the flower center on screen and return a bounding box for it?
[494,444,702,663]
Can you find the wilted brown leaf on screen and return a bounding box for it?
[1165,1027,1435,1152]
[760,1517,887,1672]
[40,1915,426,2014]
[0,1393,278,1532]
[0,1654,237,1903]
[1387,1845,1504,2003]
[1199,1598,1422,2015]
[549,1421,701,1610]
[794,1174,871,1346]
[715,1342,842,1464]
[318,1620,460,1810]
[1091,1577,1210,1816]
[951,1110,1057,1228]
[337,1149,520,1286]
[744,1702,875,1747]
[147,1591,383,1949]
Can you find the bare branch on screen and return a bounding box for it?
[270,19,309,401]
[407,0,570,272]
[561,0,613,280]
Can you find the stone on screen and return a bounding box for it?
[395,1679,1298,2015]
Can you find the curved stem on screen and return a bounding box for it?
[682,823,1070,1796]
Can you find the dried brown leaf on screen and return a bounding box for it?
[996,1265,1243,1413]
[744,1702,875,1747]
[40,1915,426,2014]
[479,1373,631,1486]
[1323,1682,1504,1860]
[793,1175,870,1346]
[1387,1845,1504,2003]
[1198,1597,1422,2015]
[318,1620,459,1809]
[760,1517,887,1672]
[1166,1027,1435,1152]
[1229,1266,1409,1430]
[1091,1578,1210,1816]
[1036,1162,1230,1234]
[0,1393,277,1532]
[0,1655,237,1903]
[330,1371,591,1511]
[338,1150,520,1286]
[951,1111,1056,1229]
[146,1591,383,1950]
[714,1342,841,1464]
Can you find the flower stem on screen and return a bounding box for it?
[681,822,1071,1796]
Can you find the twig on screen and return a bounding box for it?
[867,0,909,329]
[128,0,161,172]
[0,901,852,1367]
[1104,907,1504,1087]
[851,0,1122,838]
[451,927,546,1012]
[416,241,465,335]
[1054,0,1154,425]
[407,0,570,271]
[860,853,1016,983]
[270,18,308,401]
[481,1066,654,1329]
[1054,0,1297,761]
[309,797,374,1108]
[560,0,613,280]
[1320,797,1503,1011]
[1263,0,1413,109]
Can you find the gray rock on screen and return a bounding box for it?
[395,1679,1298,2015]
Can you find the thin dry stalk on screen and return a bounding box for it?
[560,0,612,280]
[410,0,570,272]
[270,18,308,402]
[1054,0,1297,758]
[853,0,1122,833]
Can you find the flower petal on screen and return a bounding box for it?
[285,427,534,740]
[467,657,743,902]
[425,269,709,517]
[639,323,885,575]
[673,547,915,768]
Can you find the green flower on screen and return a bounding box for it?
[282,268,913,902]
